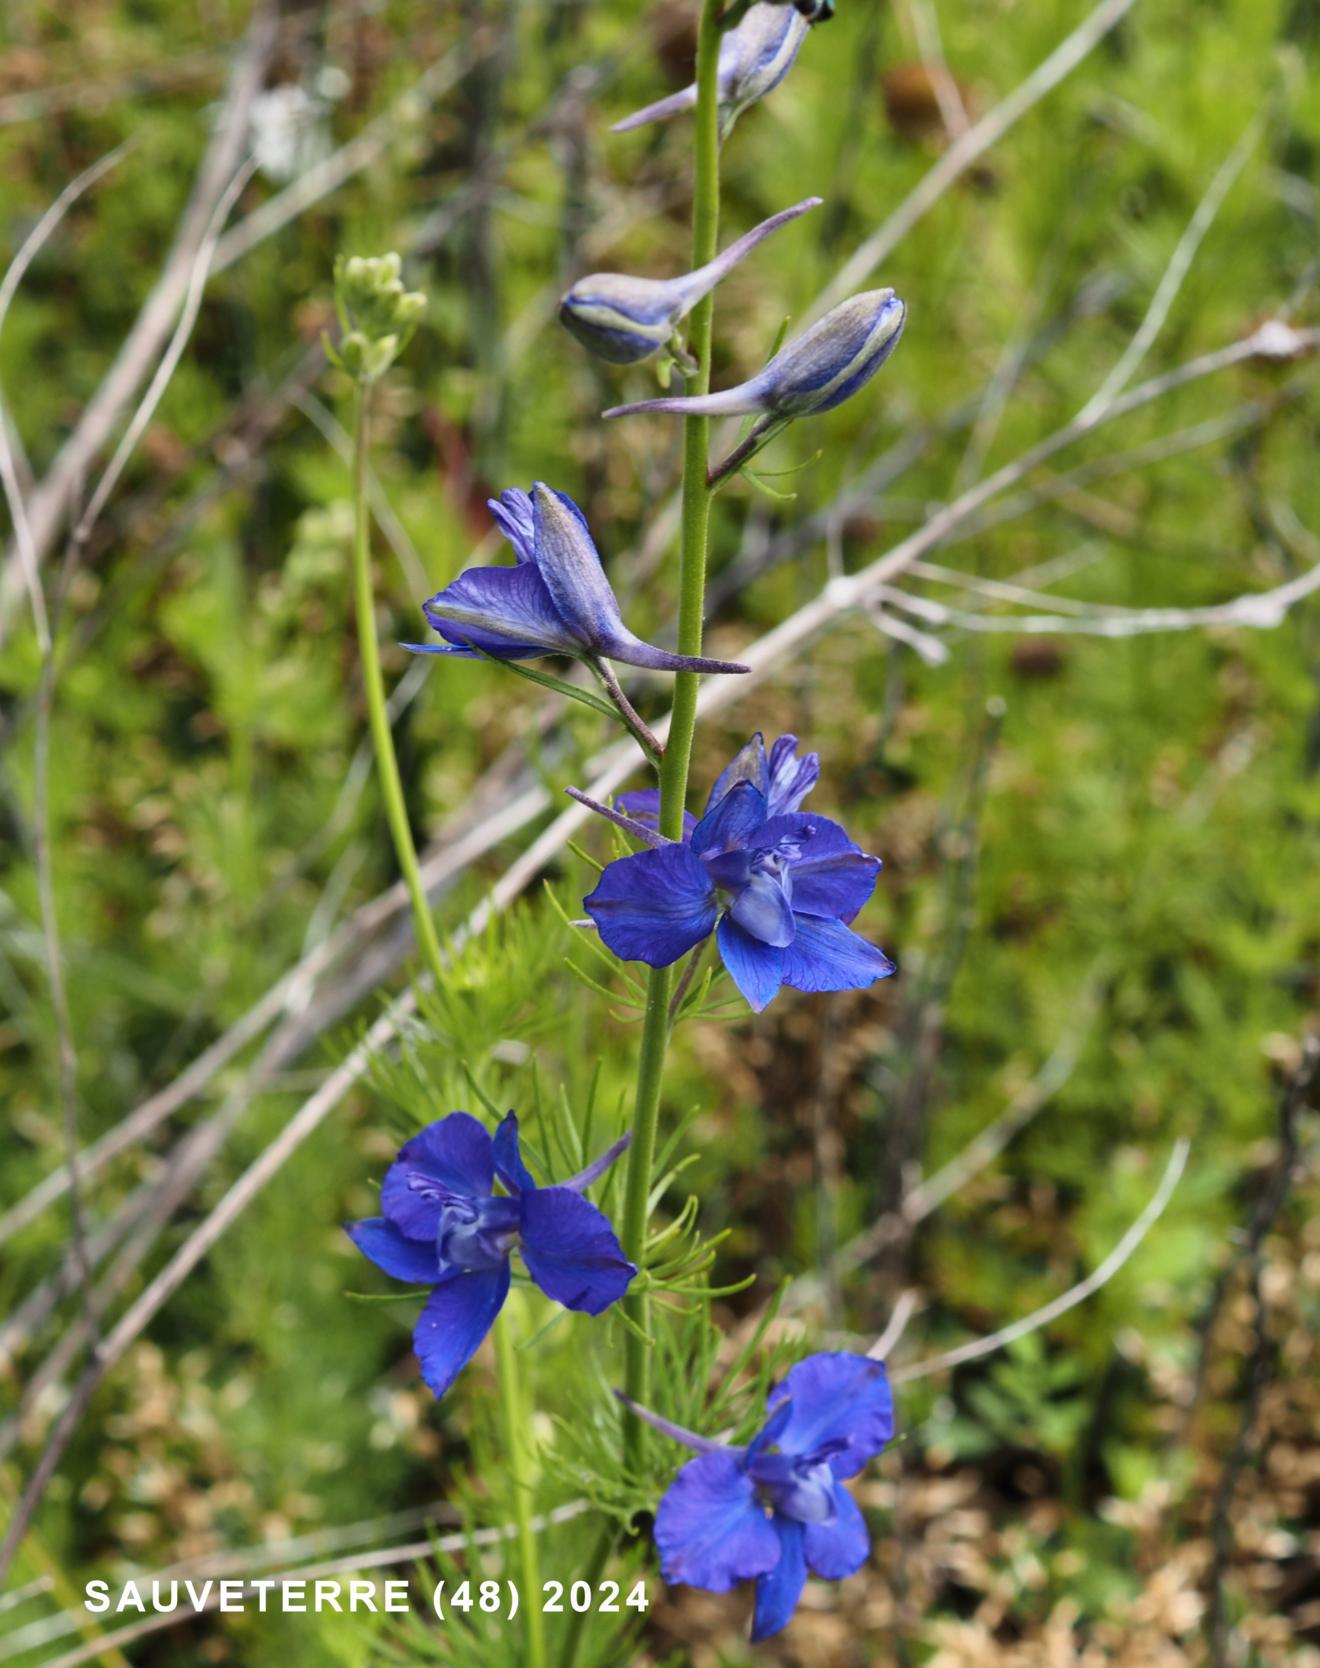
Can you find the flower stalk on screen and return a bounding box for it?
[347,357,553,1660]
[617,0,725,1456]
[349,381,448,993]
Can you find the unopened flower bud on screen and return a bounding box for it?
[558,198,820,365]
[332,250,427,383]
[604,290,906,422]
[613,2,810,138]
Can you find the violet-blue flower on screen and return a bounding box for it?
[612,3,809,137]
[626,1352,894,1641]
[604,289,906,423]
[577,733,894,1011]
[406,483,747,675]
[559,198,820,365]
[345,1112,635,1400]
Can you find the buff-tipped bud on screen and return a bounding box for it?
[558,198,821,366]
[604,290,907,422]
[331,251,427,384]
[612,2,810,137]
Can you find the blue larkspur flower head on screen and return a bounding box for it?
[625,1352,894,1640]
[406,483,748,675]
[559,198,820,366]
[345,1112,635,1399]
[612,2,810,137]
[603,290,906,423]
[576,733,894,1012]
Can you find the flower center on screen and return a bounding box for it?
[748,1453,837,1525]
[436,1196,520,1272]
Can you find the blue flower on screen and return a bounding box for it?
[559,198,820,365]
[612,3,809,137]
[407,484,748,675]
[578,733,894,1012]
[603,289,906,422]
[627,1352,894,1640]
[345,1112,635,1399]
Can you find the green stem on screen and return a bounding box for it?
[495,1305,546,1668]
[350,383,543,1662]
[617,0,724,1462]
[349,382,448,992]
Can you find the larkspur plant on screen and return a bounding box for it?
[575,733,895,1011]
[627,1352,894,1640]
[346,1113,634,1399]
[558,197,820,367]
[335,1,912,1658]
[406,483,747,677]
[611,1,813,137]
[604,290,907,423]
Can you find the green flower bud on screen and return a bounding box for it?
[332,251,427,384]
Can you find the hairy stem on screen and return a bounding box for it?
[618,0,723,1460]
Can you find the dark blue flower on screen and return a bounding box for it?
[579,733,894,1011]
[612,3,810,137]
[407,483,748,676]
[345,1112,635,1399]
[627,1352,894,1640]
[603,290,906,422]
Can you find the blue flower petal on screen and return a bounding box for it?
[487,488,536,563]
[716,916,785,1011]
[344,1217,440,1284]
[765,735,819,817]
[767,1353,895,1478]
[530,484,626,654]
[424,559,581,657]
[804,1481,870,1579]
[412,1263,510,1400]
[381,1113,495,1240]
[781,915,895,996]
[615,788,697,840]
[692,779,768,858]
[745,1397,795,1463]
[762,813,880,923]
[519,1186,635,1314]
[615,786,660,817]
[705,733,768,814]
[729,870,796,947]
[655,1451,780,1592]
[585,845,718,967]
[750,1516,807,1642]
[492,1111,537,1195]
